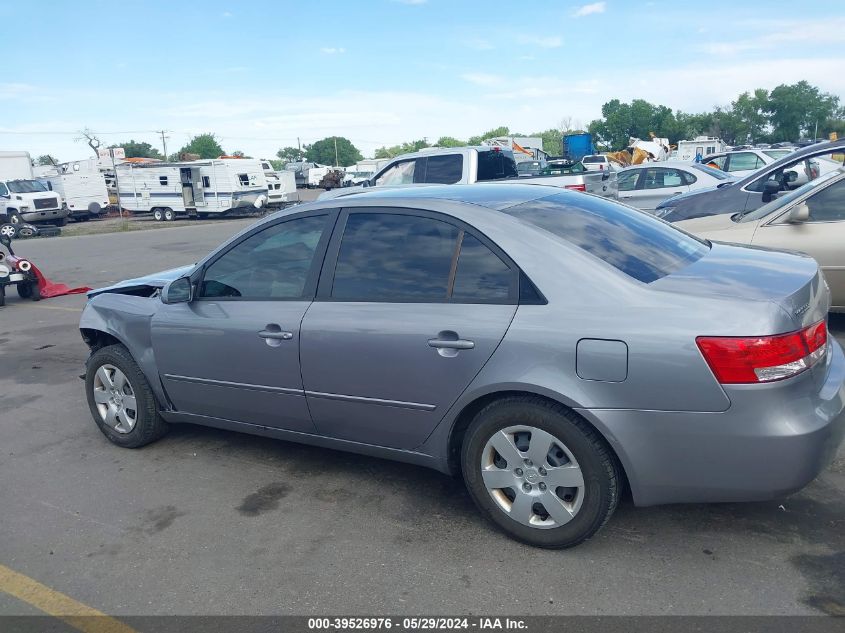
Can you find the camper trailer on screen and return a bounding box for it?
[259,159,298,207]
[676,136,728,162]
[34,158,110,220]
[115,159,268,220]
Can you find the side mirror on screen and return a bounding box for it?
[785,203,810,223]
[161,276,193,304]
[762,178,781,203]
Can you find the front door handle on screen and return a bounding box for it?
[258,324,293,347]
[428,338,475,350]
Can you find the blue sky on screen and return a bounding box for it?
[2,0,844,160]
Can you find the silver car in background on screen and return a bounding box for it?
[616,161,736,211]
[79,184,845,548]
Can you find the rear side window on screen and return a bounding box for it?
[502,193,708,283]
[477,150,518,181]
[804,178,845,222]
[727,153,764,172]
[452,234,512,301]
[422,154,463,184]
[582,156,604,164]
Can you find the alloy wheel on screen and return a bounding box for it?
[92,364,138,434]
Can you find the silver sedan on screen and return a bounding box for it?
[79,184,845,548]
[617,161,736,211]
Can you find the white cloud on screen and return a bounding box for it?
[460,73,503,86]
[530,36,562,49]
[572,2,606,17]
[320,47,346,54]
[700,17,845,55]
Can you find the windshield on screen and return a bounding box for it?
[738,168,845,223]
[7,179,48,193]
[517,162,542,172]
[691,164,732,180]
[582,156,604,163]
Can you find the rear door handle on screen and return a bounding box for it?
[428,338,475,350]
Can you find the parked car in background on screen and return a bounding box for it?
[675,167,845,311]
[701,149,810,186]
[616,162,735,211]
[319,147,617,200]
[656,139,845,222]
[581,155,617,172]
[80,184,845,549]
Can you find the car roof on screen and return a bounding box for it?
[307,183,565,211]
[621,161,706,170]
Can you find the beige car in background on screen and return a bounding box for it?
[675,167,845,312]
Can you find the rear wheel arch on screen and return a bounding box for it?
[446,390,629,494]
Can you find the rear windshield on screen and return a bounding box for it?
[690,164,732,180]
[582,156,604,163]
[502,193,709,283]
[477,150,518,181]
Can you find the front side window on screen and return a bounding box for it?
[617,170,640,192]
[503,193,708,283]
[0,183,8,196]
[423,154,463,184]
[803,178,845,222]
[727,153,764,172]
[375,160,416,186]
[200,215,327,299]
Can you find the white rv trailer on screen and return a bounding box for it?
[115,159,268,220]
[676,136,728,162]
[34,158,110,220]
[259,159,299,206]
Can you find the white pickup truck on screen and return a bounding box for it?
[318,146,616,200]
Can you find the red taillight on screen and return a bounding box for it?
[565,184,587,191]
[696,320,827,384]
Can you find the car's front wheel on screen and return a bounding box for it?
[85,344,168,448]
[461,397,620,548]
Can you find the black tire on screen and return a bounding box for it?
[461,396,620,549]
[163,208,175,221]
[85,344,168,448]
[152,208,163,221]
[17,282,37,300]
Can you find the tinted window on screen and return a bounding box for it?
[423,154,463,184]
[727,153,764,172]
[375,160,416,186]
[0,183,7,196]
[617,170,639,191]
[452,234,512,302]
[582,156,604,164]
[477,150,518,181]
[502,193,708,283]
[332,213,459,301]
[705,155,727,169]
[200,215,327,299]
[804,178,845,222]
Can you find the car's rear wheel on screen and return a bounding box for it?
[85,344,168,448]
[461,396,620,548]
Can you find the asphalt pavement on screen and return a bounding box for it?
[0,220,843,617]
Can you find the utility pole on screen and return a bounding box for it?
[156,129,170,160]
[334,137,339,166]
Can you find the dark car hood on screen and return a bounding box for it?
[88,264,195,298]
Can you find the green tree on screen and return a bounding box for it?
[230,150,252,158]
[467,126,511,146]
[276,146,304,164]
[36,154,58,166]
[269,159,285,170]
[109,140,163,159]
[768,81,840,141]
[530,128,565,156]
[373,139,430,159]
[434,136,465,147]
[177,133,224,159]
[303,136,362,166]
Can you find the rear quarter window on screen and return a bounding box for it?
[477,150,518,181]
[502,193,708,283]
